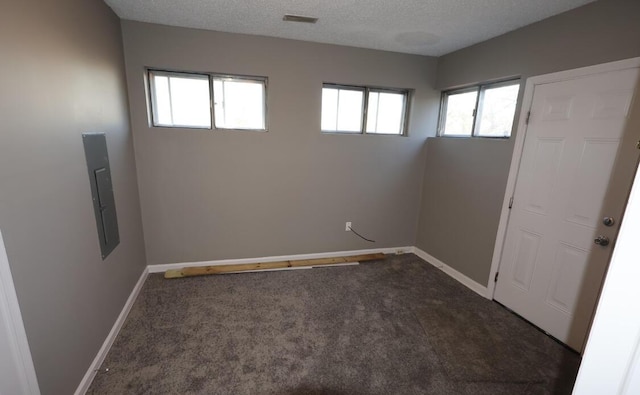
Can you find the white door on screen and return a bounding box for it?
[494,66,640,351]
[0,230,40,395]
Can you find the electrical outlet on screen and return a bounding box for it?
[345,221,352,231]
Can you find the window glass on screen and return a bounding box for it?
[152,75,172,125]
[213,78,266,130]
[476,84,520,137]
[321,87,364,133]
[322,84,409,135]
[321,88,339,131]
[439,80,520,138]
[366,91,405,135]
[150,72,211,128]
[441,90,478,137]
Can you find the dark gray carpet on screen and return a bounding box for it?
[88,253,580,394]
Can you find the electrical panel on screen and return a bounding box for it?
[82,133,119,259]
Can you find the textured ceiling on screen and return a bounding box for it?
[104,0,595,56]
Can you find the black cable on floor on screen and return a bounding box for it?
[348,225,376,243]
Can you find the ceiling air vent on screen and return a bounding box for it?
[283,14,318,24]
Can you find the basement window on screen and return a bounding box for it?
[322,84,410,135]
[148,70,267,131]
[213,77,266,130]
[149,71,211,128]
[439,80,520,138]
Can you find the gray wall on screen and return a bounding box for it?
[417,0,640,286]
[121,21,440,265]
[417,138,514,284]
[0,1,146,393]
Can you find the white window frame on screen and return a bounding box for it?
[147,69,268,132]
[438,79,521,138]
[322,83,411,136]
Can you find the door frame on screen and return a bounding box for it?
[487,57,640,300]
[0,229,40,394]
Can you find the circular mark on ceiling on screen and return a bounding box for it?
[395,31,441,47]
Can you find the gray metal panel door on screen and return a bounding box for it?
[82,133,119,259]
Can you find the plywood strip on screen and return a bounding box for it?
[164,253,385,279]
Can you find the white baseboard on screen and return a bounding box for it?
[148,247,490,299]
[147,246,412,274]
[412,247,489,299]
[74,267,149,395]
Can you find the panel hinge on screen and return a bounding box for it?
[508,196,514,209]
[494,271,500,283]
[525,111,531,125]
[637,140,640,150]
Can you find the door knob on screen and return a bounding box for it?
[594,235,610,247]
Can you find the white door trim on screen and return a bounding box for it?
[0,229,41,395]
[487,57,640,300]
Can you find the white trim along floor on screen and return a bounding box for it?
[74,267,149,395]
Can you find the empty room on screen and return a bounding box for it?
[2,0,640,394]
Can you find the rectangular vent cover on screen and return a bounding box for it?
[283,14,318,24]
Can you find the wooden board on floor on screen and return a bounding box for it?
[164,253,386,279]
